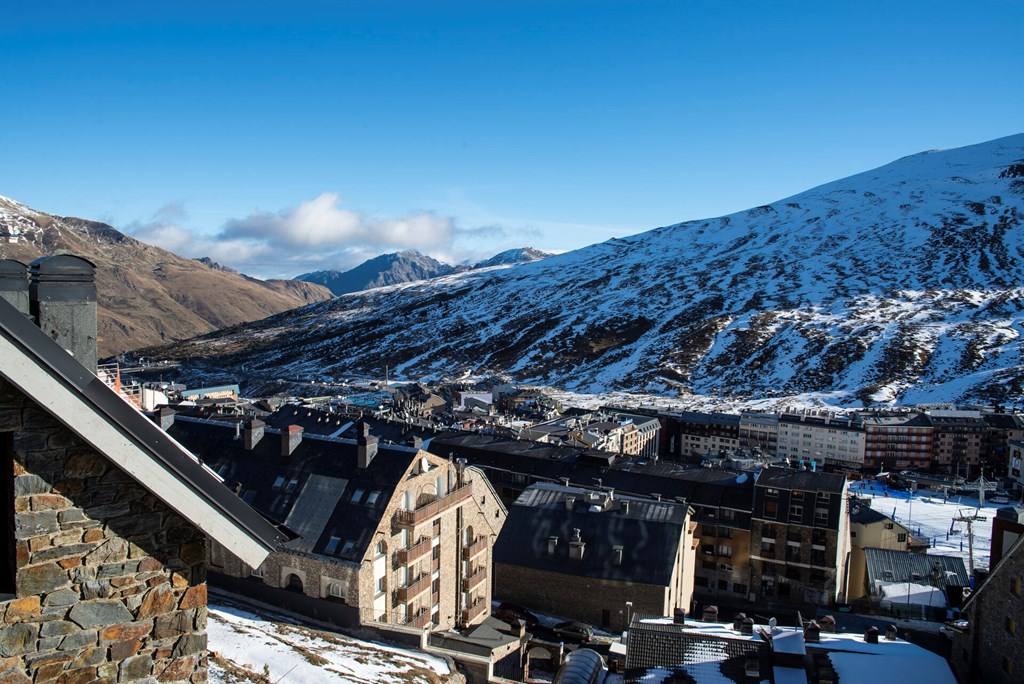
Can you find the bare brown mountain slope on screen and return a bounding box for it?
[0,196,332,356]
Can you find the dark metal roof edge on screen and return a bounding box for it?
[0,297,287,551]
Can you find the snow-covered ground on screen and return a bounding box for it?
[207,603,451,684]
[849,479,1001,572]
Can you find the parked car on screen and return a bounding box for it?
[494,602,540,628]
[553,620,594,644]
[991,496,1009,505]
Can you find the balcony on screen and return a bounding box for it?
[463,566,488,592]
[395,573,431,603]
[393,485,473,527]
[395,537,432,566]
[464,535,488,559]
[407,609,431,629]
[462,597,487,624]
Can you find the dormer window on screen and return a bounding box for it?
[340,540,355,557]
[273,476,286,490]
[351,488,365,503]
[285,478,299,493]
[325,536,341,554]
[366,490,380,506]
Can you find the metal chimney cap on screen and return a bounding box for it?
[30,254,97,276]
[0,259,29,277]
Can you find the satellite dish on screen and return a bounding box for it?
[768,617,777,629]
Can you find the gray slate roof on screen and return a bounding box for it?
[493,483,690,587]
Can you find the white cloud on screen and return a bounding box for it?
[220,192,454,251]
[123,194,554,280]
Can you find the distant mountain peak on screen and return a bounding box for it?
[473,247,551,269]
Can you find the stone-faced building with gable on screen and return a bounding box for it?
[493,482,697,632]
[1,257,284,683]
[163,413,507,633]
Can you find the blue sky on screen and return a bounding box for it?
[2,1,1021,278]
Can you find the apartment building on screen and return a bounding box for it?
[493,483,696,632]
[165,416,506,633]
[776,411,865,470]
[748,467,851,609]
[861,412,934,471]
[738,412,779,455]
[661,411,741,459]
[927,410,986,477]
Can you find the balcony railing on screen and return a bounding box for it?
[395,537,432,566]
[393,485,473,527]
[462,597,487,624]
[464,535,488,559]
[395,573,431,603]
[407,609,431,629]
[463,566,488,592]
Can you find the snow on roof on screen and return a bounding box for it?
[828,650,956,684]
[876,580,949,607]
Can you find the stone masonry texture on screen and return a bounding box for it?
[0,377,209,683]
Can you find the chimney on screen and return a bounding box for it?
[885,624,898,641]
[29,255,98,374]
[357,421,378,469]
[569,528,585,560]
[733,612,747,632]
[565,496,576,512]
[819,615,836,633]
[673,608,686,624]
[548,536,559,556]
[740,617,754,635]
[282,424,303,457]
[612,545,624,566]
[156,407,175,431]
[864,626,879,644]
[804,620,821,643]
[702,605,719,622]
[0,259,29,316]
[244,419,265,450]
[621,499,630,515]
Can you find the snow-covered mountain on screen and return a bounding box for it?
[0,196,333,356]
[472,246,551,269]
[296,247,552,295]
[295,250,454,295]
[159,134,1024,407]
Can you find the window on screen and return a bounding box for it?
[325,536,341,554]
[366,490,380,506]
[340,540,355,557]
[250,565,263,578]
[718,579,729,591]
[2,433,14,596]
[376,576,386,594]
[717,545,732,558]
[702,543,715,556]
[792,491,804,500]
[1003,656,1013,675]
[329,582,343,598]
[351,488,365,504]
[884,522,894,530]
[285,478,299,493]
[734,583,747,595]
[762,540,776,555]
[766,488,779,498]
[1006,617,1017,635]
[1012,578,1022,597]
[789,504,803,519]
[272,476,286,490]
[375,540,386,556]
[764,501,778,519]
[897,533,907,543]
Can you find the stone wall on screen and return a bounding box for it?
[0,378,208,683]
[494,562,667,633]
[950,544,1024,684]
